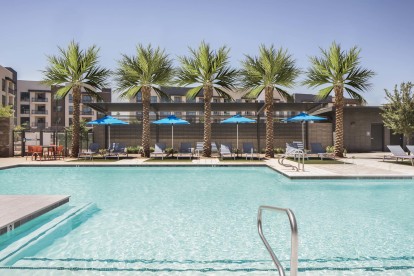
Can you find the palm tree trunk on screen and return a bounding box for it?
[265,86,274,158]
[71,86,81,158]
[142,87,151,157]
[203,85,212,157]
[334,86,344,157]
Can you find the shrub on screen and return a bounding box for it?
[274,148,285,154]
[326,146,335,153]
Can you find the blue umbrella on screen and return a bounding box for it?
[87,115,128,149]
[221,114,256,150]
[152,115,190,149]
[285,112,326,148]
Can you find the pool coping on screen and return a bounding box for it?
[1,163,413,180]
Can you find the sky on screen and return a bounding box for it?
[1,0,414,105]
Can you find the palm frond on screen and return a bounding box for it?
[243,85,265,99]
[186,85,203,100]
[54,85,73,99]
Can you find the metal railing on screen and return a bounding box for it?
[278,147,305,171]
[31,110,48,114]
[31,97,48,102]
[257,206,298,276]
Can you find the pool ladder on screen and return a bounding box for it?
[257,206,298,276]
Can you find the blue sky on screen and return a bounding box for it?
[2,0,414,105]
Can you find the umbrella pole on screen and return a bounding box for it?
[108,126,111,150]
[172,124,174,155]
[301,121,305,150]
[237,123,239,157]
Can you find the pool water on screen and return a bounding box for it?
[0,167,413,275]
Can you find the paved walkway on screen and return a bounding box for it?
[0,152,413,178]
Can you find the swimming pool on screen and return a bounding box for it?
[0,166,413,275]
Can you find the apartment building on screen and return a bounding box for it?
[0,65,17,110]
[17,80,111,130]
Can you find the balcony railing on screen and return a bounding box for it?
[31,97,48,102]
[20,110,30,114]
[81,110,93,115]
[8,87,16,95]
[31,122,48,129]
[31,110,48,115]
[81,98,93,103]
[20,98,30,102]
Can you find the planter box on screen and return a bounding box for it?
[0,117,13,157]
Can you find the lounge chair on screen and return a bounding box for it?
[242,142,259,160]
[78,143,100,160]
[211,142,219,155]
[383,145,414,166]
[105,143,128,160]
[291,141,309,160]
[406,145,414,155]
[310,143,335,160]
[150,143,167,160]
[177,142,193,159]
[220,143,235,160]
[195,142,203,157]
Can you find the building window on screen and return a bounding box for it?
[1,79,5,91]
[174,96,182,103]
[69,106,73,115]
[136,92,142,102]
[2,95,5,106]
[82,95,92,103]
[198,98,204,103]
[151,96,157,103]
[186,97,196,103]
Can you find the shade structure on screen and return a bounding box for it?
[152,115,190,149]
[285,112,327,148]
[221,114,256,150]
[87,115,128,149]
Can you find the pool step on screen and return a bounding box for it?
[9,257,277,273]
[0,203,98,266]
[6,256,414,274]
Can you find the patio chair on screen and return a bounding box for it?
[28,145,43,161]
[220,143,235,160]
[384,145,414,166]
[105,143,128,160]
[242,142,259,160]
[78,143,100,160]
[150,143,167,160]
[310,143,335,160]
[211,142,219,154]
[177,142,193,159]
[55,145,65,160]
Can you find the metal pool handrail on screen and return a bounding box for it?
[257,206,298,276]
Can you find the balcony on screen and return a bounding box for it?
[31,110,48,115]
[31,97,48,102]
[20,110,30,115]
[20,97,30,102]
[8,87,16,95]
[31,122,48,129]
[81,98,93,103]
[81,110,94,115]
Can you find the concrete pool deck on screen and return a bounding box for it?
[0,152,413,178]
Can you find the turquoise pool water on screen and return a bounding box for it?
[0,167,413,275]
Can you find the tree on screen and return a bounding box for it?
[382,82,414,144]
[303,42,375,157]
[42,41,110,157]
[240,45,300,158]
[0,105,13,118]
[176,41,238,157]
[114,44,174,157]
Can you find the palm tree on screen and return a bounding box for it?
[114,44,174,157]
[240,45,300,158]
[42,41,110,158]
[303,42,375,157]
[176,41,238,157]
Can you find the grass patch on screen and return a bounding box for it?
[286,157,346,164]
[67,158,118,162]
[145,157,193,162]
[220,158,264,162]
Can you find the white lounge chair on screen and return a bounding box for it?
[150,143,167,160]
[195,142,203,157]
[242,142,259,160]
[384,145,414,166]
[220,143,235,160]
[105,143,128,160]
[177,142,193,159]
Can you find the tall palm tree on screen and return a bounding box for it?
[42,41,110,158]
[303,42,375,157]
[114,44,174,157]
[176,41,238,157]
[240,45,300,158]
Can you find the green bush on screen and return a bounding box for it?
[274,148,285,154]
[326,146,335,153]
[126,146,140,154]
